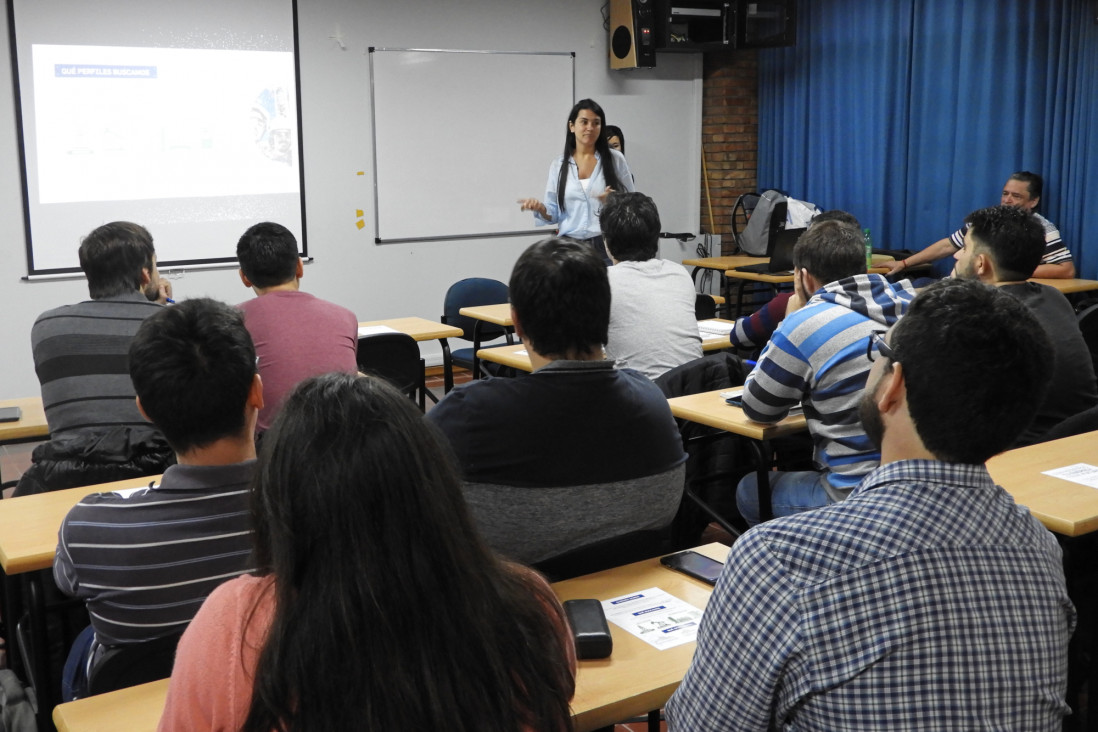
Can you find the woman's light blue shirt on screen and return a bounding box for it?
[534,148,635,239]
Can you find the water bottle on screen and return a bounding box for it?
[863,228,873,269]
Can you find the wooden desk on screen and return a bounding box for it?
[50,544,730,732]
[0,396,49,444]
[357,316,462,341]
[458,303,512,327]
[53,678,169,732]
[666,388,806,441]
[987,431,1098,537]
[0,475,161,575]
[476,324,741,375]
[1029,278,1098,295]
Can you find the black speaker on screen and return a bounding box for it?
[610,0,657,69]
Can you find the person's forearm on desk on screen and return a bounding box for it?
[1032,260,1075,279]
[882,238,955,275]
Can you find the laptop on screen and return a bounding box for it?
[733,227,805,274]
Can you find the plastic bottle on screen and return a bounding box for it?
[863,228,873,269]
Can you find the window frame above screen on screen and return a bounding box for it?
[7,0,308,276]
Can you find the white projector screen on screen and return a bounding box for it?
[10,0,305,275]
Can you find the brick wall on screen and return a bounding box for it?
[699,50,758,253]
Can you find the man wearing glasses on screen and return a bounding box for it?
[735,219,916,525]
[668,279,1073,730]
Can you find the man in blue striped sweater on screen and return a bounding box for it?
[54,298,261,700]
[736,220,917,525]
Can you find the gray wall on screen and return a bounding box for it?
[0,0,702,399]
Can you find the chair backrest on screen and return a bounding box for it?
[86,631,183,696]
[442,278,509,343]
[730,192,761,238]
[1077,303,1098,374]
[357,332,422,398]
[655,351,748,398]
[694,293,717,321]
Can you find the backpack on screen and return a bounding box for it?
[737,190,787,255]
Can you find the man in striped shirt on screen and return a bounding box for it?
[15,222,174,496]
[882,171,1075,279]
[54,298,261,701]
[736,220,916,525]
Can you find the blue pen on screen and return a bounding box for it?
[165,298,176,304]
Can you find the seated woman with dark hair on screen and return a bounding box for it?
[158,373,576,732]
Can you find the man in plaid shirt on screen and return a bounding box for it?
[666,279,1076,730]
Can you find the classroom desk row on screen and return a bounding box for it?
[51,542,732,732]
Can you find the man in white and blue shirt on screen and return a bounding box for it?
[736,219,916,524]
[666,278,1075,730]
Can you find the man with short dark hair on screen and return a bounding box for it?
[236,222,358,432]
[883,171,1075,278]
[16,222,174,496]
[953,205,1097,444]
[428,237,686,564]
[667,279,1075,730]
[54,298,261,700]
[736,220,916,524]
[602,191,701,379]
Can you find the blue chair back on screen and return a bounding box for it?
[442,278,509,343]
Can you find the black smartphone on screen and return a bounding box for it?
[725,395,743,407]
[660,550,724,585]
[0,406,22,423]
[563,599,613,659]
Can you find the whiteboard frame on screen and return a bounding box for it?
[368,47,574,245]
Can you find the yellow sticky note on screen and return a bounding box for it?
[355,219,365,230]
[355,209,363,217]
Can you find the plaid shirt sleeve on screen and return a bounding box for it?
[665,533,803,730]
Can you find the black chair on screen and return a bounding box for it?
[1077,303,1098,376]
[440,278,511,391]
[656,352,754,546]
[730,192,761,251]
[86,630,183,696]
[357,332,426,409]
[694,293,717,321]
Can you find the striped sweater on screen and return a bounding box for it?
[742,274,916,501]
[53,460,256,646]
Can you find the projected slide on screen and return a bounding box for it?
[32,45,299,204]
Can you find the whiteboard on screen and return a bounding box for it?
[369,48,573,243]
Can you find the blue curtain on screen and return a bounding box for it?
[758,0,1098,278]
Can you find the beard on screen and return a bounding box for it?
[858,382,885,450]
[143,279,160,301]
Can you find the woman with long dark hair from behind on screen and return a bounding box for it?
[158,373,576,731]
[517,98,635,265]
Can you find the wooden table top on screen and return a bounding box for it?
[357,316,462,341]
[458,303,512,326]
[987,430,1098,537]
[683,253,894,273]
[51,543,730,732]
[0,475,161,575]
[667,388,808,441]
[0,396,49,443]
[1029,278,1098,294]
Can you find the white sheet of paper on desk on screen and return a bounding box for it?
[601,587,703,650]
[1042,463,1098,489]
[719,387,744,400]
[698,320,734,338]
[515,349,528,355]
[357,325,401,337]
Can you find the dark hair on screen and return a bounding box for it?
[603,124,625,153]
[890,279,1051,463]
[555,99,622,215]
[236,222,300,288]
[1009,170,1043,202]
[129,298,257,454]
[78,221,156,299]
[963,205,1045,281]
[242,374,575,732]
[509,237,610,357]
[602,191,660,261]
[792,220,867,286]
[810,209,862,230]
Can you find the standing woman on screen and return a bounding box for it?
[158,373,576,732]
[518,99,635,265]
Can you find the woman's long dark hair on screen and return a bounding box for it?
[241,374,575,732]
[555,98,622,216]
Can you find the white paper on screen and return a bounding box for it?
[357,325,400,337]
[698,319,735,337]
[719,387,744,400]
[1042,463,1098,489]
[601,587,704,650]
